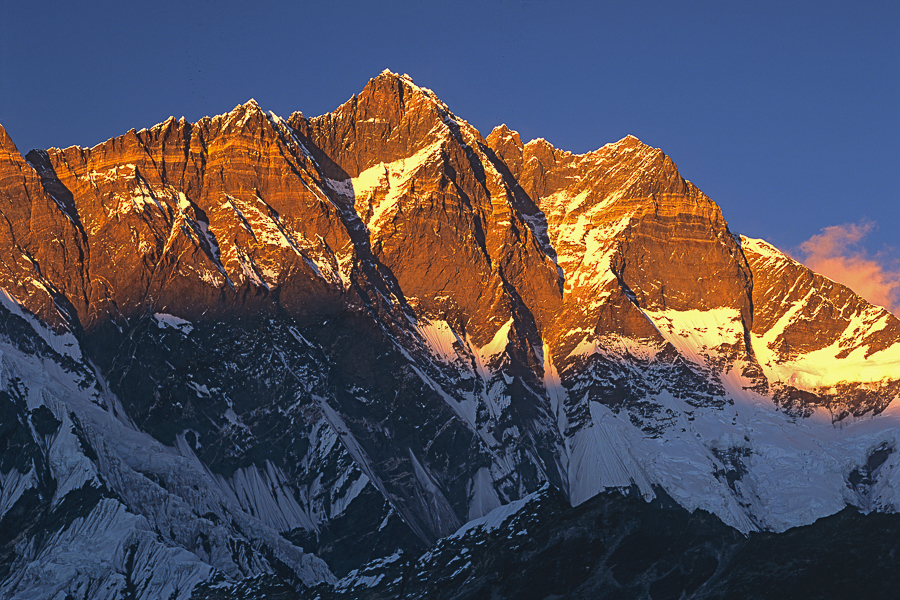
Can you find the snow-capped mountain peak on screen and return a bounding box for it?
[1,71,899,598]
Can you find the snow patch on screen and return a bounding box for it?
[154,313,194,334]
[351,140,443,233]
[643,307,744,368]
[416,319,465,363]
[452,485,546,539]
[469,319,513,380]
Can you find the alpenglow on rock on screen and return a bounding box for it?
[2,70,900,599]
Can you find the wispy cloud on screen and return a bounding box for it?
[797,220,900,314]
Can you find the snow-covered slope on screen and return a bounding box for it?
[0,297,335,599]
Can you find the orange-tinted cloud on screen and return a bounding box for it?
[797,221,900,314]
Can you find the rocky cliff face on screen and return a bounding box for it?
[2,70,900,599]
[29,102,352,326]
[743,237,900,419]
[0,125,89,330]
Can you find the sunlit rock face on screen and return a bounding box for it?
[0,125,89,329]
[2,70,900,599]
[742,237,900,419]
[28,102,351,329]
[296,71,563,346]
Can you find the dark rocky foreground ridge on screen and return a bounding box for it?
[2,70,900,599]
[291,485,900,600]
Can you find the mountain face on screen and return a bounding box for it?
[2,70,900,599]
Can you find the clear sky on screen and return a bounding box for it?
[2,1,898,308]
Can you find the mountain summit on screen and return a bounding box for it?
[2,71,900,599]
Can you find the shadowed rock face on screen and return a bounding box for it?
[2,70,900,599]
[293,485,900,600]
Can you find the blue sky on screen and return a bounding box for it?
[2,1,898,304]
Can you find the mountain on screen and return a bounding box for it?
[2,70,900,599]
